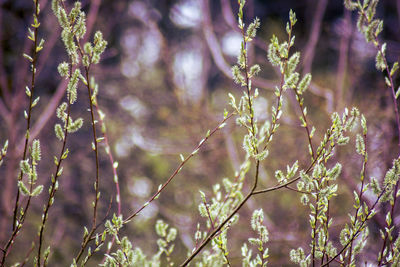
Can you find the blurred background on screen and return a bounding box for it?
[0,0,400,265]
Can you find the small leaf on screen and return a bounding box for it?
[396,87,400,99]
[32,139,41,161]
[219,122,226,129]
[25,86,31,97]
[31,185,43,196]
[23,53,33,62]
[32,97,40,107]
[55,124,64,141]
[385,76,391,87]
[113,162,119,169]
[18,181,30,196]
[390,62,399,76]
[20,159,31,174]
[61,149,69,159]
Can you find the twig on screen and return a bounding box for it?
[322,188,387,266]
[335,10,351,111]
[37,93,73,266]
[16,80,68,157]
[123,113,234,223]
[302,0,328,74]
[181,161,261,266]
[347,133,368,266]
[1,0,43,264]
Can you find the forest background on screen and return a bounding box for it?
[0,0,399,265]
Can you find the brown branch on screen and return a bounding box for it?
[220,0,236,29]
[0,98,9,124]
[1,0,43,263]
[201,0,232,78]
[36,25,60,77]
[201,0,276,90]
[16,79,68,157]
[219,0,334,112]
[302,0,328,74]
[123,113,234,223]
[181,5,296,263]
[74,66,101,264]
[181,161,261,266]
[347,133,368,266]
[83,0,100,44]
[322,188,388,266]
[16,0,101,156]
[36,94,72,267]
[335,10,351,111]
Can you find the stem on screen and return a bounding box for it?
[357,8,400,265]
[93,91,121,259]
[294,89,315,159]
[377,180,399,265]
[86,67,100,231]
[181,10,299,265]
[74,66,101,264]
[181,160,260,266]
[347,133,368,265]
[2,1,41,264]
[311,193,320,267]
[124,113,234,223]
[322,187,387,266]
[37,99,72,266]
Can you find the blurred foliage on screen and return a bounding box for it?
[0,0,400,265]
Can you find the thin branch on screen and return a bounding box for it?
[347,133,368,266]
[83,0,100,44]
[181,161,261,266]
[335,10,351,111]
[220,0,236,29]
[36,98,72,266]
[124,113,234,223]
[322,188,388,266]
[292,89,315,159]
[16,0,101,155]
[181,4,295,263]
[12,0,42,228]
[311,192,320,267]
[201,0,276,90]
[302,0,328,74]
[358,10,400,151]
[16,79,68,157]
[1,0,43,263]
[0,98,9,124]
[74,66,101,264]
[219,0,334,111]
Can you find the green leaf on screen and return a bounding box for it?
[396,87,400,99]
[54,124,64,141]
[32,139,41,162]
[23,53,33,62]
[20,159,31,174]
[67,69,81,104]
[25,86,31,97]
[32,97,40,107]
[31,185,43,196]
[246,17,260,40]
[18,181,30,196]
[61,149,69,160]
[57,62,69,78]
[298,73,312,94]
[390,62,399,76]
